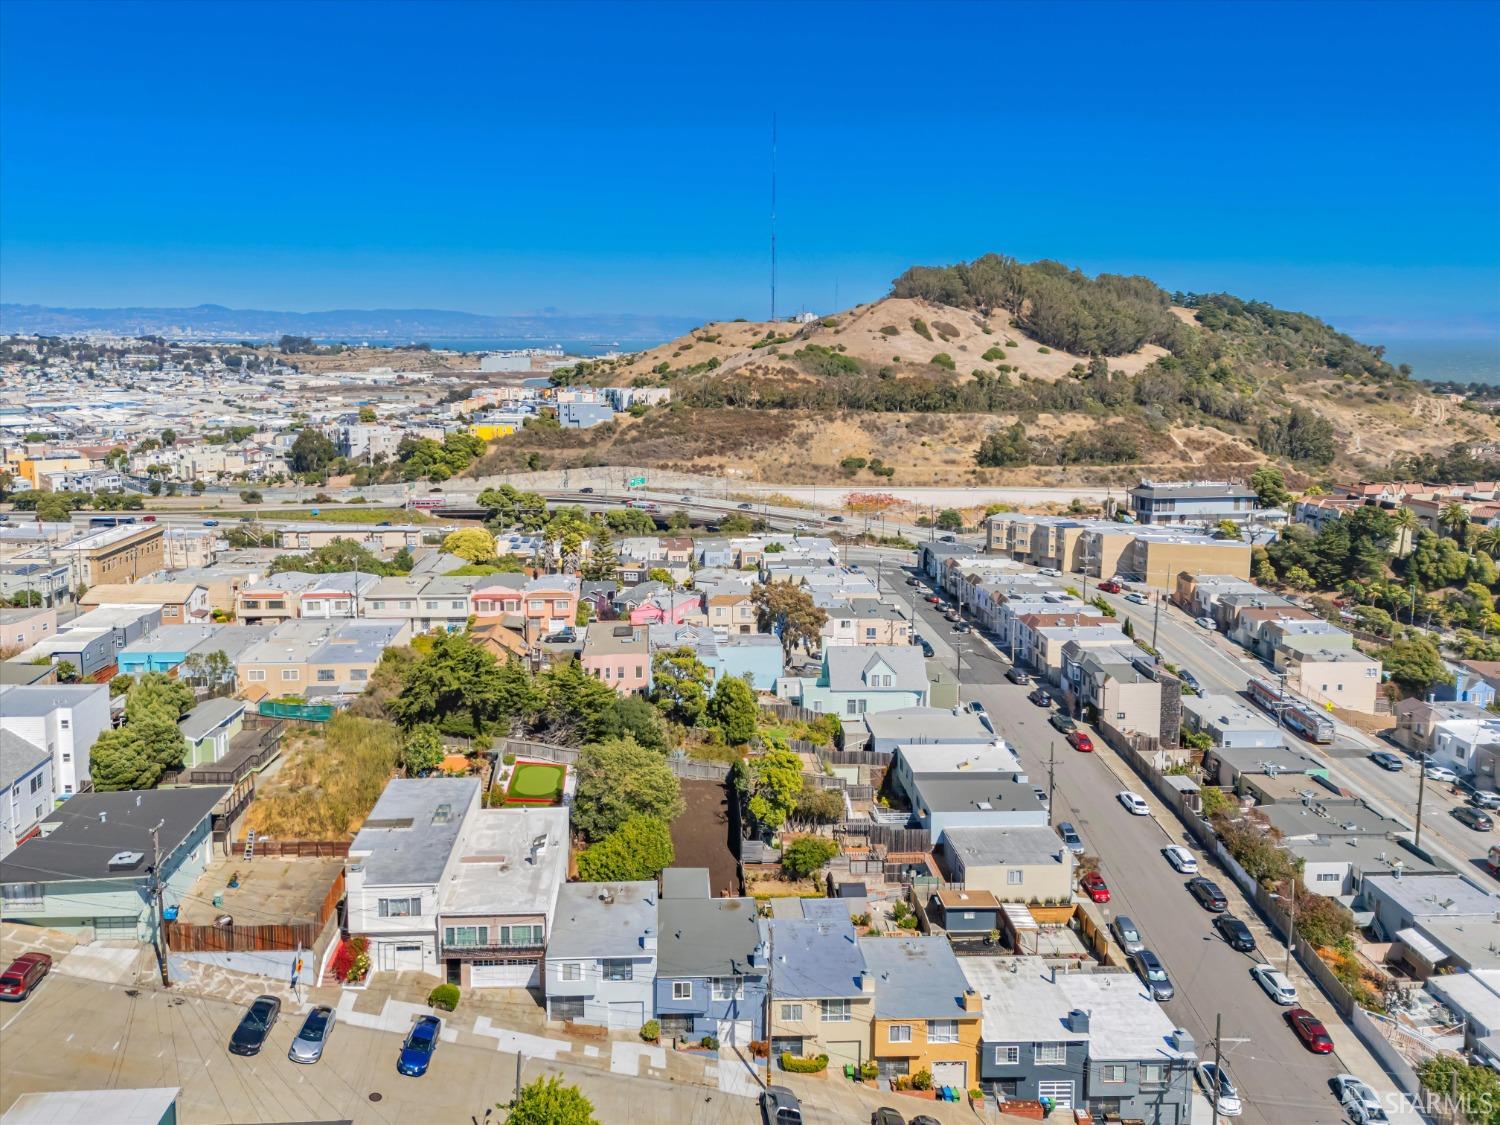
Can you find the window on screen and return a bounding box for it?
[820,999,851,1023]
[672,981,692,1000]
[247,669,266,682]
[377,897,420,917]
[399,600,414,610]
[59,719,69,730]
[1,883,43,910]
[351,669,368,681]
[1100,1065,1126,1084]
[28,775,42,794]
[425,600,441,610]
[267,600,285,610]
[1007,869,1024,885]
[779,1003,803,1022]
[499,924,542,947]
[443,925,490,948]
[61,753,69,762]
[317,669,335,682]
[281,668,299,681]
[1316,871,1340,883]
[962,911,974,920]
[877,1058,909,1079]
[603,959,633,982]
[559,962,581,981]
[1035,1042,1067,1065]
[712,977,743,1001]
[889,1024,912,1043]
[1140,1063,1167,1086]
[994,1045,1019,1066]
[927,1019,958,1043]
[549,996,584,1020]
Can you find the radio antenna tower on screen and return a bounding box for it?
[770,111,778,324]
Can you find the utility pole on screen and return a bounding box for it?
[1414,753,1428,851]
[1048,742,1057,820]
[148,819,170,988]
[1284,887,1299,976]
[1150,592,1161,656]
[1210,1013,1223,1125]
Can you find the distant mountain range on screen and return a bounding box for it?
[0,302,703,344]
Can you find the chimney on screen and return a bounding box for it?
[1170,1027,1195,1053]
[860,970,875,994]
[961,988,981,1013]
[1065,1008,1090,1034]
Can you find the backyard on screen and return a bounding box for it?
[503,760,567,806]
[670,779,740,896]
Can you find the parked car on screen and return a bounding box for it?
[1048,712,1076,734]
[1163,845,1198,874]
[397,1014,442,1076]
[1033,786,1050,809]
[1177,669,1200,694]
[1251,964,1299,1005]
[288,1004,336,1064]
[925,595,943,605]
[905,577,921,586]
[1080,871,1110,903]
[1067,730,1094,753]
[967,700,988,718]
[1195,615,1216,629]
[1117,790,1150,816]
[1027,687,1052,707]
[1125,591,1150,605]
[0,952,51,1001]
[1058,821,1084,854]
[1097,579,1122,594]
[1128,948,1174,1001]
[1473,790,1500,810]
[1111,915,1145,954]
[1285,1007,1334,1053]
[914,636,935,657]
[1196,1061,1243,1117]
[737,502,754,510]
[828,515,845,522]
[1187,877,1229,912]
[1213,915,1257,953]
[868,1109,902,1125]
[938,534,957,544]
[142,514,157,522]
[228,994,281,1056]
[1039,567,1062,577]
[1006,666,1031,686]
[1370,751,1405,772]
[1333,1074,1389,1123]
[1423,762,1458,783]
[578,486,594,493]
[952,622,971,634]
[1453,806,1494,832]
[761,1086,804,1123]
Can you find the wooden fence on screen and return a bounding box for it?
[239,839,351,859]
[167,868,343,953]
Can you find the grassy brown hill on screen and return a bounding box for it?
[470,255,1496,487]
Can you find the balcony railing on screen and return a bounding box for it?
[440,941,544,961]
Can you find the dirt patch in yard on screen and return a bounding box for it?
[671,779,741,897]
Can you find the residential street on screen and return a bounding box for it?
[868,552,1421,1125]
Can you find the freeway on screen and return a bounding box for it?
[859,552,1419,1125]
[1091,582,1500,893]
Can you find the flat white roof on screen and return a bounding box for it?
[440,806,569,919]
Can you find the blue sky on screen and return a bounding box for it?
[2,0,1497,341]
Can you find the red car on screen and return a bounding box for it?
[1080,872,1111,903]
[925,595,943,605]
[0,952,52,1001]
[1068,731,1094,753]
[1284,1007,1333,1053]
[1097,580,1122,594]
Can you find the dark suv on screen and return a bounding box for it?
[1187,877,1229,912]
[1005,666,1031,686]
[1213,914,1256,952]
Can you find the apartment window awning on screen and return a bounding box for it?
[1395,927,1447,967]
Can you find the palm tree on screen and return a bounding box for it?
[1476,526,1500,561]
[1391,506,1419,558]
[1439,500,1471,540]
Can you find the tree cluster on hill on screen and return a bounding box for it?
[267,537,396,576]
[90,673,193,790]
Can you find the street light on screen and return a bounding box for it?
[1269,888,1298,976]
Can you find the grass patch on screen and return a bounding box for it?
[504,761,566,805]
[244,715,401,839]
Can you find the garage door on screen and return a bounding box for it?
[380,942,425,973]
[471,960,539,988]
[94,916,139,940]
[1037,1081,1074,1108]
[932,1060,967,1089]
[605,1001,644,1029]
[717,1018,752,1051]
[827,1040,862,1069]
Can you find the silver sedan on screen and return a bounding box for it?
[288,1004,335,1064]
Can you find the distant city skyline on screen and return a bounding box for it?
[2,0,1497,345]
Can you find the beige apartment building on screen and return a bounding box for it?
[67,523,165,586]
[79,582,210,625]
[271,523,426,552]
[941,825,1075,904]
[1284,649,1382,714]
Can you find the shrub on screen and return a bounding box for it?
[428,983,461,1011]
[968,1088,984,1102]
[343,936,370,982]
[981,347,1006,362]
[640,1019,660,1042]
[1037,346,1052,354]
[503,751,516,765]
[879,325,899,336]
[782,835,840,878]
[860,1060,879,1080]
[911,1068,933,1091]
[749,1040,769,1058]
[930,353,955,370]
[910,318,933,341]
[779,1052,829,1073]
[700,1035,720,1050]
[1004,338,1019,347]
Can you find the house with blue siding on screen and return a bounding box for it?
[0,786,227,940]
[717,634,783,691]
[118,624,223,677]
[653,868,766,1043]
[777,646,929,718]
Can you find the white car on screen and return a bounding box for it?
[1424,763,1459,783]
[1250,964,1298,1005]
[1333,1074,1388,1124]
[1195,615,1216,629]
[1125,592,1150,605]
[1117,791,1150,816]
[1163,845,1198,874]
[1039,567,1062,577]
[1196,1061,1243,1117]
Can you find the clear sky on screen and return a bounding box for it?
[2,0,1497,341]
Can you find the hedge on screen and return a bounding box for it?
[780,1052,829,1073]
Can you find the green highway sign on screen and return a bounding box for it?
[627,476,647,488]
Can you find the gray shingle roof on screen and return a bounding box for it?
[178,696,246,743]
[658,897,764,979]
[858,936,973,1019]
[0,729,48,791]
[769,919,866,999]
[349,777,479,887]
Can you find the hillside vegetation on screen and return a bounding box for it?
[469,253,1494,486]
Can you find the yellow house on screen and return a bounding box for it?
[470,421,516,441]
[860,936,983,1088]
[17,453,90,489]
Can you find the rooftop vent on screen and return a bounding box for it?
[107,850,145,870]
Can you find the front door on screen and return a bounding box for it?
[446,959,461,985]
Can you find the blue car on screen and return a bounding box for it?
[397,1015,441,1077]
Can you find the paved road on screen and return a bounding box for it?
[1093,583,1500,892]
[866,555,1413,1125]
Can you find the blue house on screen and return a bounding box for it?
[1437,662,1499,709]
[717,634,784,691]
[118,624,223,677]
[654,868,767,1043]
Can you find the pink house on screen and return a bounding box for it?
[523,574,580,637]
[580,621,652,695]
[470,577,526,621]
[628,591,705,628]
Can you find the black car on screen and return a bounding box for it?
[906,577,921,586]
[1370,751,1405,772]
[1048,712,1076,734]
[1453,806,1495,832]
[1005,666,1031,686]
[738,502,754,510]
[1188,877,1229,913]
[914,636,934,657]
[228,994,281,1056]
[1213,914,1257,952]
[1178,669,1201,694]
[578,486,594,494]
[1128,948,1175,1001]
[828,515,845,522]
[1028,687,1052,707]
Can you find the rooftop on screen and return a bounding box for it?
[349,777,479,887]
[963,957,1194,1061]
[1258,798,1395,839]
[178,696,246,743]
[863,707,992,746]
[440,806,569,918]
[943,825,1070,867]
[546,881,658,961]
[658,896,764,979]
[0,786,227,885]
[911,775,1046,817]
[1182,694,1280,734]
[1364,873,1500,920]
[0,682,108,717]
[768,918,867,999]
[896,742,1021,777]
[858,936,975,1020]
[0,728,49,790]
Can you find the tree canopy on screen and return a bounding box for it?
[752,582,828,662]
[576,814,676,882]
[571,736,684,841]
